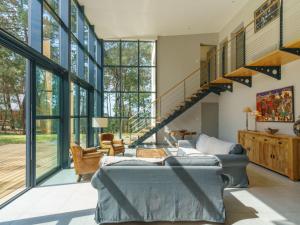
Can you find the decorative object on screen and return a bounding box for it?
[239,130,300,181]
[254,0,280,33]
[294,116,300,137]
[243,107,252,131]
[251,110,261,131]
[256,86,294,122]
[265,128,279,135]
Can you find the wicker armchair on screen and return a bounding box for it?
[100,133,125,156]
[70,145,103,182]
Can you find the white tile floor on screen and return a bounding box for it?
[0,163,300,225]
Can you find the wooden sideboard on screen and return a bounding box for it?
[238,130,300,181]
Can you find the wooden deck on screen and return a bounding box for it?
[0,143,58,203]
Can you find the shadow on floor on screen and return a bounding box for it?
[0,209,95,225]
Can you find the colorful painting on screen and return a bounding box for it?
[256,86,294,122]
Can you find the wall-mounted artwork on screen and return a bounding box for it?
[256,86,294,122]
[254,0,280,33]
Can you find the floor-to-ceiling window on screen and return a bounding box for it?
[103,40,156,144]
[0,0,102,206]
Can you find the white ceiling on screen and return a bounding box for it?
[78,0,249,39]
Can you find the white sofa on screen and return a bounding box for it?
[177,134,249,187]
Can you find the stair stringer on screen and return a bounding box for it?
[129,89,213,147]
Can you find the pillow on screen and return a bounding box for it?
[204,137,235,155]
[164,156,220,166]
[195,134,211,153]
[177,147,204,157]
[107,160,160,166]
[229,144,246,155]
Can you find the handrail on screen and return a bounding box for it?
[128,67,201,121]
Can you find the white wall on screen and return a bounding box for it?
[219,60,300,142]
[156,33,219,144]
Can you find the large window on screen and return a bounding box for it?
[35,67,61,180]
[0,46,27,204]
[70,83,89,148]
[103,41,156,143]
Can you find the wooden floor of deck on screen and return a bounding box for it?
[0,143,58,203]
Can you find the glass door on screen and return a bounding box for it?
[35,66,61,182]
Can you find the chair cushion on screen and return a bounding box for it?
[195,134,210,153]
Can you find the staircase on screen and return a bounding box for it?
[128,66,232,147]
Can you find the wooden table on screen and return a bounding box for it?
[169,130,197,140]
[136,148,167,158]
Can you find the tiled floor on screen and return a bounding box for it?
[0,163,300,225]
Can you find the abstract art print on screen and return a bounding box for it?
[256,86,294,122]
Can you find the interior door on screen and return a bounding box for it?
[201,103,219,138]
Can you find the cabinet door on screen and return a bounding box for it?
[244,134,258,163]
[258,136,273,168]
[272,139,289,175]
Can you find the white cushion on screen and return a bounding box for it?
[177,147,204,157]
[195,134,211,153]
[204,137,235,155]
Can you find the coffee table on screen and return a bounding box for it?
[136,148,167,158]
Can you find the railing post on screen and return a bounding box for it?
[184,80,186,101]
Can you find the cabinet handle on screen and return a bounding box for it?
[252,137,255,139]
[264,139,268,142]
[247,147,251,151]
[278,142,282,145]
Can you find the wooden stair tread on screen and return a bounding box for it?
[224,67,257,77]
[248,49,299,67]
[210,77,233,84]
[284,38,300,49]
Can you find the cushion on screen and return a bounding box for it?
[177,147,204,157]
[164,156,220,166]
[229,144,246,155]
[195,134,211,153]
[204,137,235,155]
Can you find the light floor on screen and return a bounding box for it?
[0,163,300,225]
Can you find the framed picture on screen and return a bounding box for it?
[256,86,295,122]
[254,0,280,33]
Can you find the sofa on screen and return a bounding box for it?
[91,157,228,224]
[177,133,249,188]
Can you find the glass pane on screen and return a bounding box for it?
[104,67,120,91]
[84,54,89,81]
[80,118,87,148]
[0,46,26,204]
[70,83,79,116]
[43,6,60,64]
[121,119,130,144]
[139,67,156,92]
[80,88,87,116]
[70,118,79,145]
[139,93,156,117]
[103,118,120,138]
[45,0,59,15]
[139,42,156,66]
[36,67,60,116]
[70,0,77,36]
[0,0,28,43]
[71,38,78,74]
[36,119,59,179]
[84,21,89,49]
[121,41,138,66]
[104,41,120,65]
[121,67,138,92]
[121,93,138,117]
[104,93,120,117]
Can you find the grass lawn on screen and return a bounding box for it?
[0,134,57,146]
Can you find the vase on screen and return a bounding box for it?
[294,117,300,137]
